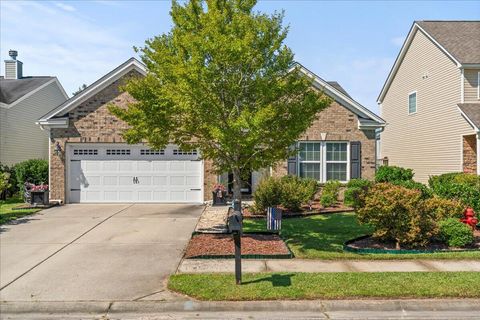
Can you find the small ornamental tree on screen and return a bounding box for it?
[110,0,331,204]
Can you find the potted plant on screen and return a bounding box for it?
[212,183,227,206]
[29,183,49,206]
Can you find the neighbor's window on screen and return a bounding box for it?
[408,92,417,114]
[298,141,349,182]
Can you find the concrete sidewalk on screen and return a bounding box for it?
[178,258,480,273]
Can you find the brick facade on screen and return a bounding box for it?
[49,70,216,203]
[49,71,377,203]
[462,134,477,174]
[272,101,377,179]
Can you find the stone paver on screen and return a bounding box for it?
[177,258,480,273]
[194,205,229,233]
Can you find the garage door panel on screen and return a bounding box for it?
[68,144,203,203]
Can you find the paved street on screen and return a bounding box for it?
[0,203,203,302]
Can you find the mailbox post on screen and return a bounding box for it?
[228,199,243,284]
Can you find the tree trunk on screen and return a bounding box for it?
[232,167,243,209]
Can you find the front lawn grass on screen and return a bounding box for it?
[0,197,41,225]
[243,213,480,260]
[169,272,480,300]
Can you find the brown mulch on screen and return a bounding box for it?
[242,201,354,219]
[348,229,480,251]
[184,233,290,258]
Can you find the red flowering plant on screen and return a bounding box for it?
[30,184,49,192]
[212,184,226,198]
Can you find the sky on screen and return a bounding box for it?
[1,0,479,114]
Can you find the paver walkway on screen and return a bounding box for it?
[178,258,480,273]
[194,205,229,233]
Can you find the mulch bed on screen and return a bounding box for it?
[184,233,291,258]
[346,229,480,252]
[242,202,354,219]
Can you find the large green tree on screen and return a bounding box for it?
[110,0,331,204]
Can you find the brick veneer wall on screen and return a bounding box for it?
[463,134,477,174]
[49,70,216,203]
[272,101,377,179]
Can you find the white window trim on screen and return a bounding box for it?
[297,141,350,183]
[408,91,417,115]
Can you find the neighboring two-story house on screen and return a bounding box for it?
[378,21,480,182]
[0,50,68,165]
[37,58,385,204]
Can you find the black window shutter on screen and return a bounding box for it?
[350,141,361,179]
[287,144,298,176]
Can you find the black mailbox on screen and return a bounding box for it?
[228,209,243,233]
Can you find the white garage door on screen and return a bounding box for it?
[67,144,203,203]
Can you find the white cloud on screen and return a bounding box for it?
[391,36,405,47]
[0,1,135,97]
[55,2,76,12]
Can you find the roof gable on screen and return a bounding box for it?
[295,64,385,126]
[378,21,480,103]
[0,77,67,108]
[38,58,146,122]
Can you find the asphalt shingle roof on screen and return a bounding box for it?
[0,76,54,104]
[459,103,480,129]
[416,21,480,64]
[327,81,351,98]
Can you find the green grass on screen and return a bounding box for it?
[243,213,480,260]
[169,272,480,300]
[0,197,41,225]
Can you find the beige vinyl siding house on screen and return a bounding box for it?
[0,51,68,165]
[378,21,480,182]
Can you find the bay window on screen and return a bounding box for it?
[298,141,349,182]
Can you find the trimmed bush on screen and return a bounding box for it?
[428,172,480,212]
[357,183,437,249]
[280,176,318,212]
[344,179,372,208]
[375,165,414,183]
[423,197,465,220]
[320,180,341,207]
[0,163,17,199]
[391,180,432,199]
[253,176,318,213]
[13,159,49,192]
[438,218,474,248]
[253,177,282,212]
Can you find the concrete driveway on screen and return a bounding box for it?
[0,203,203,302]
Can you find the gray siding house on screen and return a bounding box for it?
[0,50,68,165]
[378,21,480,182]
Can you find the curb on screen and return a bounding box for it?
[1,299,479,314]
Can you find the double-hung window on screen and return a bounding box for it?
[298,141,349,182]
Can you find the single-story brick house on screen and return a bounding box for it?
[37,58,385,204]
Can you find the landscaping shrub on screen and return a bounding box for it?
[391,180,432,199]
[423,197,465,220]
[375,165,414,183]
[428,172,480,212]
[280,176,318,212]
[344,179,372,208]
[13,159,49,192]
[253,176,317,213]
[0,163,18,199]
[253,177,282,212]
[438,218,474,248]
[320,180,341,207]
[357,183,437,249]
